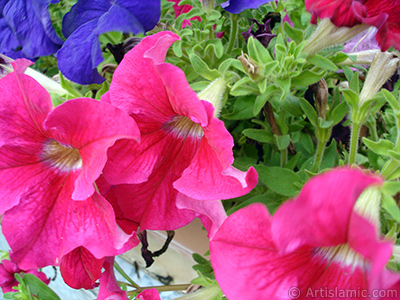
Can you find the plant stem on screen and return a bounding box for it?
[127,284,191,295]
[114,261,140,288]
[280,148,287,167]
[312,139,326,172]
[226,14,238,54]
[349,121,362,165]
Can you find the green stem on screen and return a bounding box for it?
[127,284,191,295]
[226,14,239,54]
[312,138,326,172]
[113,261,140,288]
[173,284,221,300]
[349,121,362,165]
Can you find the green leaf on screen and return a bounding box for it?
[189,53,221,80]
[341,66,354,82]
[223,95,255,120]
[341,89,359,109]
[242,129,274,143]
[285,152,301,170]
[172,40,183,57]
[349,69,360,93]
[275,77,291,100]
[230,77,258,96]
[283,22,303,44]
[330,101,349,125]
[363,138,394,156]
[274,134,290,150]
[218,58,242,74]
[299,98,318,127]
[318,118,333,129]
[59,73,83,98]
[382,194,400,223]
[255,165,302,197]
[263,61,279,77]
[22,274,60,300]
[307,54,338,71]
[205,39,224,58]
[291,70,325,86]
[382,181,400,196]
[388,150,400,161]
[253,86,278,116]
[247,36,272,64]
[382,89,400,111]
[280,94,303,116]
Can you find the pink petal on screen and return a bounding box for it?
[173,102,258,200]
[44,98,140,200]
[137,288,161,300]
[271,168,382,253]
[4,180,134,269]
[0,71,51,147]
[176,194,227,238]
[98,257,128,300]
[60,247,104,289]
[12,59,34,74]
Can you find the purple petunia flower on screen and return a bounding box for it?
[221,0,273,14]
[57,0,161,85]
[0,0,63,60]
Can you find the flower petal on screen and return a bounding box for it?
[98,257,128,300]
[44,98,140,200]
[271,168,382,253]
[220,0,273,14]
[60,247,104,289]
[58,0,160,84]
[137,289,161,300]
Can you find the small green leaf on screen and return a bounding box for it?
[388,150,400,161]
[205,39,224,58]
[291,70,325,86]
[341,89,359,109]
[349,70,360,93]
[274,134,291,150]
[299,98,318,127]
[363,138,394,156]
[189,53,221,80]
[382,194,400,223]
[330,101,349,125]
[382,89,400,111]
[382,181,400,196]
[247,36,272,64]
[307,54,338,71]
[255,165,302,197]
[283,22,303,44]
[223,95,255,120]
[22,274,61,300]
[242,129,274,143]
[172,40,183,57]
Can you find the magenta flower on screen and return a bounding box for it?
[210,168,400,300]
[0,259,50,293]
[305,0,400,51]
[102,31,257,233]
[0,61,140,274]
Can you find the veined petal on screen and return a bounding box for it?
[174,102,258,200]
[271,168,382,253]
[0,71,51,146]
[2,0,63,59]
[4,177,134,269]
[60,247,104,289]
[44,98,140,200]
[137,289,161,300]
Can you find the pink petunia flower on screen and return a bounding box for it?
[0,259,50,293]
[305,0,400,51]
[0,61,141,285]
[210,168,400,300]
[102,31,257,234]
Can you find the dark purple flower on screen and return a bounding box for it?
[221,0,273,14]
[0,0,63,60]
[241,19,276,48]
[57,0,161,85]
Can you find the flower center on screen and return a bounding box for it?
[41,139,82,172]
[314,244,367,272]
[163,116,204,139]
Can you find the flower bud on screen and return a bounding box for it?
[238,52,263,82]
[197,77,226,117]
